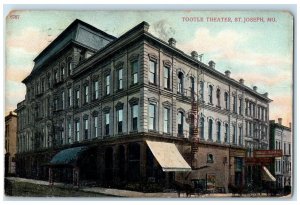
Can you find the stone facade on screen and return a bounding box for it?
[15,19,271,191]
[5,111,18,175]
[269,119,292,189]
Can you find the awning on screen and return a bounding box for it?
[49,146,88,167]
[146,140,191,172]
[262,166,276,182]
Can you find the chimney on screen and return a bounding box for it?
[263,92,269,97]
[239,79,244,84]
[225,70,231,77]
[168,38,176,47]
[253,86,257,92]
[208,60,216,69]
[191,51,198,60]
[278,118,282,125]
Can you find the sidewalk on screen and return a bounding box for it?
[5,177,275,198]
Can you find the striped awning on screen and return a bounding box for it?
[146,140,191,172]
[262,166,276,182]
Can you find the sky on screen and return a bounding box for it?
[5,10,293,126]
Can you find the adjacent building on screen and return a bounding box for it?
[5,111,18,175]
[269,118,292,189]
[15,19,272,191]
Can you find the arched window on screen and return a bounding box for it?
[208,119,213,140]
[209,85,213,104]
[224,123,229,143]
[178,72,184,94]
[207,154,214,163]
[199,81,204,100]
[217,121,221,142]
[216,89,221,107]
[200,117,205,139]
[224,92,229,110]
[190,77,195,98]
[232,125,236,144]
[177,111,184,135]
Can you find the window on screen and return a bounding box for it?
[61,66,65,80]
[67,120,72,143]
[68,60,73,75]
[232,125,236,144]
[200,117,205,139]
[105,75,110,95]
[164,66,170,89]
[117,109,123,133]
[239,126,242,145]
[239,98,242,115]
[163,108,170,133]
[178,72,184,94]
[118,69,123,90]
[131,60,138,85]
[217,121,221,142]
[190,77,195,97]
[60,122,64,145]
[149,104,156,130]
[288,143,291,155]
[75,121,80,142]
[207,154,214,163]
[61,91,65,110]
[233,95,237,113]
[54,98,58,111]
[199,81,204,101]
[216,89,221,107]
[225,92,229,110]
[208,119,213,140]
[208,85,213,104]
[41,78,45,93]
[93,116,98,138]
[75,90,80,107]
[245,101,249,115]
[84,85,89,104]
[54,70,59,83]
[94,81,99,100]
[224,124,229,143]
[105,113,110,135]
[83,118,88,140]
[177,111,184,135]
[68,88,72,107]
[149,60,157,84]
[132,105,138,131]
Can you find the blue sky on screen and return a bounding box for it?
[5,10,293,125]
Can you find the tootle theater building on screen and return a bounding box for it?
[15,19,272,192]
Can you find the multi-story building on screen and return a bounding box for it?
[5,111,18,176]
[269,118,292,189]
[15,19,272,191]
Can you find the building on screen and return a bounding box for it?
[5,111,18,176]
[269,118,292,189]
[15,19,272,191]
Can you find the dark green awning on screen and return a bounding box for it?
[49,146,88,167]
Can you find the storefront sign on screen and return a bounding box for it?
[230,149,246,157]
[245,157,273,164]
[254,150,282,158]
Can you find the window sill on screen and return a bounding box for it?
[149,82,158,86]
[216,105,221,109]
[164,88,172,91]
[130,130,138,134]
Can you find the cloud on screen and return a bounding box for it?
[6,27,55,53]
[230,71,291,87]
[6,65,31,82]
[151,20,175,41]
[178,27,292,69]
